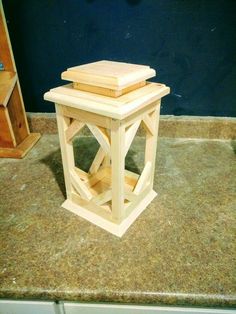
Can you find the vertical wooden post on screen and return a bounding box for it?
[144,100,161,187]
[111,118,125,223]
[55,104,75,199]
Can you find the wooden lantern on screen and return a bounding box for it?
[44,60,170,237]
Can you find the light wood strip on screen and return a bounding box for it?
[73,81,146,98]
[65,119,84,142]
[125,190,136,202]
[119,86,169,119]
[55,104,74,199]
[142,113,155,135]
[86,166,109,188]
[145,103,160,187]
[0,71,17,107]
[7,84,29,144]
[70,168,93,201]
[0,3,30,135]
[74,167,89,182]
[55,84,121,106]
[0,132,40,158]
[87,124,110,155]
[102,154,111,167]
[122,101,157,128]
[124,120,141,156]
[92,189,112,206]
[71,192,113,222]
[125,185,153,218]
[133,161,152,195]
[124,170,139,189]
[111,119,125,222]
[61,105,111,129]
[44,83,170,120]
[0,106,16,147]
[89,147,106,174]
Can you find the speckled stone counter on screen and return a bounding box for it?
[0,135,235,307]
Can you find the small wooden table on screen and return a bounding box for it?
[44,60,170,237]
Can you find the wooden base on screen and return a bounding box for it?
[0,132,41,158]
[62,189,157,237]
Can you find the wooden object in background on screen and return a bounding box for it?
[44,60,170,237]
[0,1,40,158]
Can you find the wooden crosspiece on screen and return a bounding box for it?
[44,60,170,236]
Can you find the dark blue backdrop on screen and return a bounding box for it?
[3,0,236,116]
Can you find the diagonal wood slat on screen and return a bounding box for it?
[87,124,111,155]
[74,167,89,182]
[86,166,110,188]
[124,120,141,156]
[92,189,112,206]
[70,168,93,201]
[65,119,85,143]
[142,113,154,135]
[133,161,152,195]
[89,147,106,174]
[125,190,136,202]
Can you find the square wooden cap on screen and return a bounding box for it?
[61,60,156,90]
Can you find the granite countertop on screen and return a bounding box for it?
[0,134,235,307]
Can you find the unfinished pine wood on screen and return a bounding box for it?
[61,105,111,129]
[65,120,84,143]
[44,82,170,120]
[122,100,157,128]
[0,2,40,157]
[133,161,152,195]
[124,120,141,156]
[124,190,136,202]
[74,167,89,182]
[145,102,161,187]
[89,147,105,174]
[111,119,125,223]
[124,169,139,187]
[63,188,156,237]
[70,168,93,201]
[86,167,109,188]
[0,132,40,158]
[46,60,170,236]
[55,104,75,199]
[62,60,155,90]
[0,107,15,147]
[73,81,146,98]
[71,192,113,222]
[0,71,17,107]
[87,124,111,155]
[142,112,155,135]
[92,189,112,206]
[7,83,29,145]
[101,153,111,168]
[125,185,156,218]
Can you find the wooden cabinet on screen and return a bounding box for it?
[0,300,234,314]
[0,300,58,314]
[63,303,235,314]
